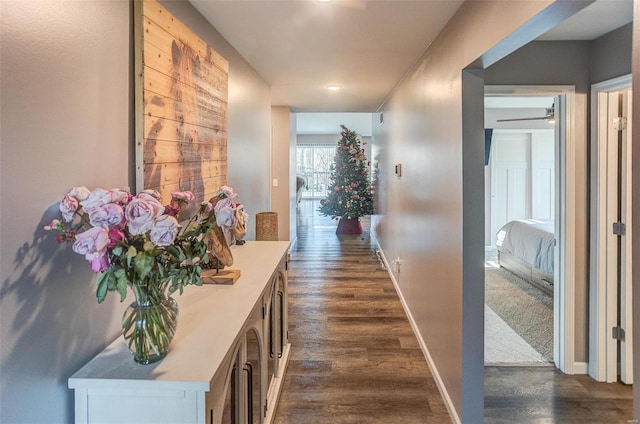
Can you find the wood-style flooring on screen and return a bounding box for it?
[485,366,633,423]
[275,200,634,423]
[274,202,450,423]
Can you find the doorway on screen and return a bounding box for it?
[590,74,633,384]
[484,85,577,373]
[484,95,556,365]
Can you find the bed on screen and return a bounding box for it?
[495,219,555,295]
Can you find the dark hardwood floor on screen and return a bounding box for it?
[485,366,633,423]
[274,200,450,423]
[274,200,634,423]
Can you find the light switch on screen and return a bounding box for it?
[273,179,279,187]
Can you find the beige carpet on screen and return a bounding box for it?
[485,305,547,365]
[485,267,553,363]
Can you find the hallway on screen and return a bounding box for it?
[274,200,633,423]
[274,200,450,423]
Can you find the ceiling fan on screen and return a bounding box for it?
[496,104,555,123]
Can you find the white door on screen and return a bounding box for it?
[591,85,633,384]
[619,89,633,384]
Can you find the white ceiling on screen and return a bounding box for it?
[189,0,464,113]
[188,0,633,134]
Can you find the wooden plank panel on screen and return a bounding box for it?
[144,160,227,182]
[142,25,228,86]
[137,0,228,201]
[142,1,228,73]
[143,90,226,131]
[145,116,227,154]
[142,33,228,99]
[144,139,226,164]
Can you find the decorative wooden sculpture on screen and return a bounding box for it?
[201,193,240,284]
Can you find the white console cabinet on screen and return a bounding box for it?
[69,241,291,424]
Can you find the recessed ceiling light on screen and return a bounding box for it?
[326,85,342,91]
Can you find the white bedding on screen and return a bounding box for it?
[496,219,555,275]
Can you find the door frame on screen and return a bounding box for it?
[485,85,577,373]
[589,74,632,382]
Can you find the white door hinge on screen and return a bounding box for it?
[613,116,627,131]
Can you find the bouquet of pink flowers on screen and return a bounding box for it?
[44,187,217,303]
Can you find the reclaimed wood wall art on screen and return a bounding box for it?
[135,0,228,204]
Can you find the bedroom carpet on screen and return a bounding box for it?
[485,267,554,362]
[485,305,547,365]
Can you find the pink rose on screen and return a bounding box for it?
[164,206,179,217]
[150,215,179,246]
[90,254,110,272]
[217,186,237,199]
[88,203,124,228]
[68,186,91,201]
[43,219,61,231]
[108,228,125,247]
[59,195,79,222]
[80,188,111,210]
[171,191,195,202]
[108,189,130,205]
[170,191,195,209]
[72,227,109,261]
[214,198,237,228]
[138,189,161,201]
[125,196,165,235]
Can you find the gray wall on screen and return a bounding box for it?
[369,1,587,420]
[591,23,632,85]
[271,106,293,241]
[0,1,271,422]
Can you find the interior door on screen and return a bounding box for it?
[596,89,633,384]
[619,89,633,384]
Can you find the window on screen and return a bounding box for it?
[296,145,335,199]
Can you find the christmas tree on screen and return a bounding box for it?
[318,125,374,220]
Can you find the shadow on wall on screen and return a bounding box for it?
[1,205,123,421]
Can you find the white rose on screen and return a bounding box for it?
[150,215,179,246]
[125,196,165,235]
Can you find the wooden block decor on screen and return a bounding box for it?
[201,269,241,285]
[135,0,229,204]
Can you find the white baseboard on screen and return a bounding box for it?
[573,362,588,374]
[373,242,461,424]
[288,236,298,250]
